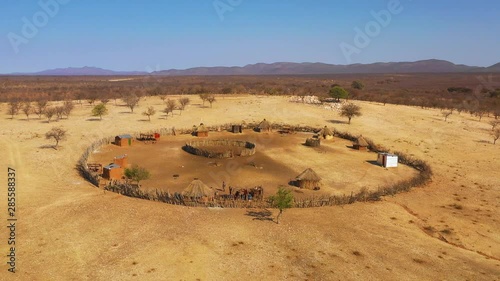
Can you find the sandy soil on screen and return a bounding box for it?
[89,131,416,197]
[0,95,498,280]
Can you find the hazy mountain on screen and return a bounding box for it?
[153,60,496,75]
[6,60,500,76]
[12,66,147,76]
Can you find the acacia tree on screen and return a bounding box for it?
[22,102,33,121]
[340,103,362,124]
[270,187,294,224]
[44,107,56,123]
[62,100,74,118]
[92,104,108,120]
[35,99,48,119]
[55,106,65,120]
[124,94,140,113]
[489,120,500,131]
[124,165,151,185]
[7,101,20,119]
[164,99,176,117]
[206,94,216,108]
[142,106,156,121]
[329,86,349,102]
[199,93,209,106]
[178,97,190,115]
[45,127,67,149]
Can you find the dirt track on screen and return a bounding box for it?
[0,95,498,280]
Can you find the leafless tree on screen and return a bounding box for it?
[44,107,56,123]
[199,93,208,106]
[124,94,140,113]
[45,127,67,149]
[164,99,177,117]
[22,102,33,121]
[142,106,156,121]
[178,97,190,115]
[206,94,216,108]
[7,101,21,119]
[62,100,74,118]
[35,99,49,119]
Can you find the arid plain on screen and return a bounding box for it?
[0,95,498,280]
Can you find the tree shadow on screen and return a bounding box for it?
[245,209,274,222]
[474,140,491,144]
[327,119,347,124]
[86,118,103,121]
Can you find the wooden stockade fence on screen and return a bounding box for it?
[78,124,432,209]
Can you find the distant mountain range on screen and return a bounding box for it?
[6,60,500,76]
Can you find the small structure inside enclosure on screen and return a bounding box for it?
[231,186,264,201]
[231,124,243,134]
[353,135,369,151]
[113,154,128,168]
[278,125,295,135]
[138,133,160,143]
[255,119,271,132]
[319,126,334,140]
[294,168,321,190]
[103,163,123,180]
[377,153,398,168]
[115,134,133,147]
[182,179,214,201]
[87,163,102,174]
[195,123,209,137]
[305,137,321,147]
[183,139,256,158]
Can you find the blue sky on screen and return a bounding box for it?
[1,0,499,73]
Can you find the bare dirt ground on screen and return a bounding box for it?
[90,131,416,197]
[0,95,498,280]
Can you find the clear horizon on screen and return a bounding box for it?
[2,0,499,73]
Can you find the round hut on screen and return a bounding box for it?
[319,126,334,140]
[182,179,214,200]
[295,168,321,190]
[353,135,369,150]
[196,123,209,137]
[256,119,271,132]
[305,137,321,147]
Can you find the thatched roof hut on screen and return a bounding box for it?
[353,135,369,150]
[182,180,214,198]
[295,168,321,190]
[257,119,271,132]
[319,126,334,139]
[195,123,209,137]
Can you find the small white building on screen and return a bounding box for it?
[377,153,398,168]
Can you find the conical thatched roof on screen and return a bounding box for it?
[182,180,214,198]
[355,136,369,147]
[295,168,321,182]
[319,126,333,137]
[196,123,208,132]
[258,119,271,129]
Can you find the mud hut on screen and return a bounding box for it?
[195,123,209,137]
[295,168,321,190]
[103,163,123,180]
[113,154,128,167]
[256,119,271,132]
[115,134,133,147]
[353,135,369,151]
[182,180,214,200]
[319,126,334,140]
[231,124,243,134]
